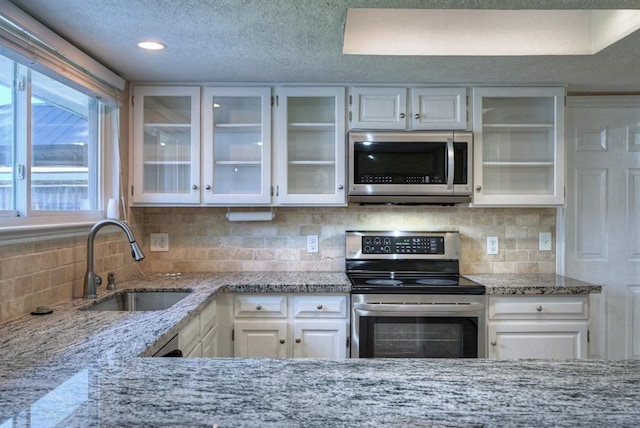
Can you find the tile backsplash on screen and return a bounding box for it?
[134,205,556,276]
[0,205,556,323]
[0,233,141,323]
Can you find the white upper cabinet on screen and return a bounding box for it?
[349,87,467,130]
[411,88,467,130]
[273,87,347,205]
[132,86,201,204]
[349,87,407,130]
[202,87,272,205]
[472,87,565,206]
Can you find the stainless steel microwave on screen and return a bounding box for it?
[348,131,473,204]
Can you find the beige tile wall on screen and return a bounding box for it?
[134,205,557,276]
[0,232,142,323]
[0,205,556,323]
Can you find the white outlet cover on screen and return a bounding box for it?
[539,232,552,251]
[307,235,319,253]
[150,233,169,252]
[487,236,499,255]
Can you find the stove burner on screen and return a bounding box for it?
[366,279,403,286]
[416,278,459,286]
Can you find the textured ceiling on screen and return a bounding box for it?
[7,0,640,91]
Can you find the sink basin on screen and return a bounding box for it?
[81,290,192,312]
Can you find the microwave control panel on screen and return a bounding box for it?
[357,174,445,184]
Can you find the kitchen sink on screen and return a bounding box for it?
[81,290,192,312]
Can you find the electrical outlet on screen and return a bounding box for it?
[487,236,499,255]
[539,232,552,251]
[150,233,169,252]
[307,235,319,253]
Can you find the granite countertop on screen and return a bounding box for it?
[3,357,640,427]
[466,273,603,295]
[0,271,614,427]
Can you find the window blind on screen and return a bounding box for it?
[0,3,125,106]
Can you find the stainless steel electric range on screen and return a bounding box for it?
[346,231,486,358]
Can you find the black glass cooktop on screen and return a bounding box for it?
[347,272,486,295]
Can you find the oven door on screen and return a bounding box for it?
[351,294,486,358]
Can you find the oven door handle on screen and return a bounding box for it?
[354,302,484,314]
[446,136,454,190]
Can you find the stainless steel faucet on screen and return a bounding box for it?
[84,219,145,299]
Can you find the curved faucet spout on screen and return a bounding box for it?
[83,219,145,299]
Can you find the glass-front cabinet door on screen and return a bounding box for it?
[132,86,201,204]
[274,87,346,205]
[202,87,271,205]
[472,87,565,206]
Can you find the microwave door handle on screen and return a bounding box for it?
[446,137,454,190]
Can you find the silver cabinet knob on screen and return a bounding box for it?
[192,184,198,190]
[256,305,262,310]
[279,339,285,344]
[338,184,344,190]
[491,341,497,346]
[295,338,301,343]
[399,113,405,119]
[317,304,323,310]
[414,113,420,119]
[536,305,543,312]
[476,185,482,191]
[205,184,212,190]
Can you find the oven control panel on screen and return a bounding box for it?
[362,235,445,255]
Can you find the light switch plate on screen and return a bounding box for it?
[487,236,499,255]
[539,232,552,251]
[150,233,169,252]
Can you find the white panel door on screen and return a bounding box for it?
[562,96,640,359]
[233,321,288,358]
[292,321,347,359]
[349,87,407,130]
[411,88,467,130]
[488,323,587,359]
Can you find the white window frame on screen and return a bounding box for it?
[0,3,125,244]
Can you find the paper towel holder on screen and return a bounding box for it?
[225,208,275,222]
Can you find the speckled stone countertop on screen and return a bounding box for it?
[0,271,614,427]
[466,273,603,295]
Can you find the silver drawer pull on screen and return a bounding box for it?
[256,305,262,310]
[536,305,543,312]
[295,338,301,343]
[279,339,285,344]
[317,304,323,310]
[491,341,497,346]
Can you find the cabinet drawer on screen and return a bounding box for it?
[234,295,287,318]
[291,295,348,318]
[489,296,588,320]
[200,300,217,335]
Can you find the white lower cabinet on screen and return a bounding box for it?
[178,299,218,358]
[232,294,349,359]
[234,321,288,358]
[292,321,347,358]
[487,296,589,359]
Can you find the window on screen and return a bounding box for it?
[30,71,98,212]
[0,53,111,224]
[0,3,125,239]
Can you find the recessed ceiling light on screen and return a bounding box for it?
[137,41,166,50]
[343,9,640,56]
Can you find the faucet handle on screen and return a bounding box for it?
[106,272,116,291]
[95,274,103,287]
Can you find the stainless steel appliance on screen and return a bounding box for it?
[348,131,472,204]
[347,231,486,358]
